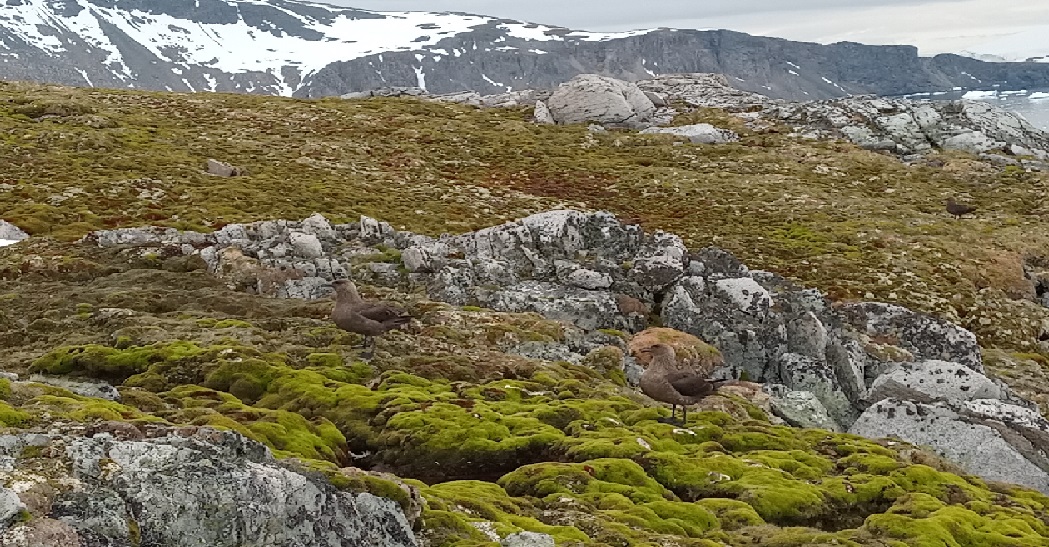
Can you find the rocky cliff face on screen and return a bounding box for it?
[3,0,1049,100]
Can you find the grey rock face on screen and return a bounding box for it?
[771,96,1049,158]
[0,426,417,547]
[866,360,1004,404]
[0,221,29,244]
[546,75,657,128]
[532,100,555,125]
[838,302,982,372]
[637,74,1049,161]
[25,375,120,402]
[766,385,843,431]
[641,123,740,144]
[850,398,1049,494]
[502,531,556,547]
[341,87,426,99]
[0,487,26,526]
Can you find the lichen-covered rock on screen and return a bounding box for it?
[766,385,843,432]
[0,518,81,547]
[501,531,555,547]
[839,302,983,372]
[546,75,657,128]
[0,426,417,547]
[638,74,1049,159]
[866,360,1004,404]
[851,398,1049,494]
[25,375,120,402]
[483,281,627,331]
[641,123,740,144]
[661,274,784,382]
[0,486,26,527]
[532,100,555,125]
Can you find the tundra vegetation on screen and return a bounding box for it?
[3,81,1049,545]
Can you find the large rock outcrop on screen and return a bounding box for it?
[83,209,1049,494]
[544,75,658,128]
[0,424,417,547]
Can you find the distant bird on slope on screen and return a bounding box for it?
[330,278,411,360]
[638,344,731,425]
[946,197,977,219]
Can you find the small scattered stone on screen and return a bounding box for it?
[206,159,247,177]
[501,531,555,547]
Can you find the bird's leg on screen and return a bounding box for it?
[681,406,688,426]
[360,336,375,360]
[658,404,678,424]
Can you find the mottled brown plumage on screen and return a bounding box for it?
[639,344,729,425]
[330,278,411,359]
[946,198,976,219]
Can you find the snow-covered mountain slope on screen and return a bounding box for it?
[0,0,653,95]
[3,0,1049,100]
[959,26,1049,63]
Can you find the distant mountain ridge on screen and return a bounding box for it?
[3,0,1049,100]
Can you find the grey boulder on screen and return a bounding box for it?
[766,385,843,432]
[546,74,656,128]
[502,531,556,547]
[641,123,740,144]
[866,360,1004,404]
[850,398,1049,494]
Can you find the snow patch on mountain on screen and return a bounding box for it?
[0,0,658,96]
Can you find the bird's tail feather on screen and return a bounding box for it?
[385,315,412,327]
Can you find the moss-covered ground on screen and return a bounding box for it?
[5,81,1049,544]
[3,241,1049,545]
[3,81,1049,357]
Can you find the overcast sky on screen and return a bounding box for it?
[321,0,1049,55]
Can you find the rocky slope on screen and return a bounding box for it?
[5,75,1049,544]
[5,210,1049,545]
[4,0,1049,100]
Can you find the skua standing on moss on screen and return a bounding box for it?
[639,343,731,425]
[946,197,977,219]
[330,278,411,360]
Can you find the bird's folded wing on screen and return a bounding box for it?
[666,372,714,397]
[332,311,385,334]
[357,303,409,323]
